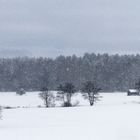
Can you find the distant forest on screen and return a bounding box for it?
[0,53,140,92]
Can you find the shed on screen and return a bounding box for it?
[127,89,139,96]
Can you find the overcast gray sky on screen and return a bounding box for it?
[0,0,140,58]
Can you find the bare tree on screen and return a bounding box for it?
[57,83,76,107]
[82,81,101,106]
[39,87,55,108]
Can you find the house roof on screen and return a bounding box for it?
[128,89,139,93]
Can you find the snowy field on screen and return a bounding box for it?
[1,92,140,140]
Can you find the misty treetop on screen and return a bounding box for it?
[0,53,139,92]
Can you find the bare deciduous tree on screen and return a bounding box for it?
[39,87,55,108]
[82,81,101,106]
[57,83,76,107]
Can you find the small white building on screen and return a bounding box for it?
[127,89,139,96]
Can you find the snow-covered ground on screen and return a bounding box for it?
[1,92,140,140]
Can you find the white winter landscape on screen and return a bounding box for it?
[1,92,140,140]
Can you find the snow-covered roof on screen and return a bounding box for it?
[128,89,139,93]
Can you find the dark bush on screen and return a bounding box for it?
[16,88,26,95]
[63,102,72,107]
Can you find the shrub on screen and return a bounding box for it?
[0,107,2,119]
[62,102,72,107]
[16,88,26,95]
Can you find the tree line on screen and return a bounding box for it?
[0,53,140,92]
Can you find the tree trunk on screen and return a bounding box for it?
[90,101,94,106]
